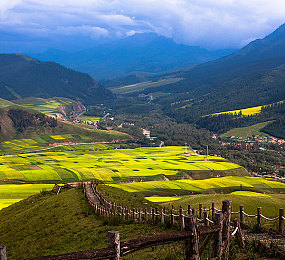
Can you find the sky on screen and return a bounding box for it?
[1,0,285,52]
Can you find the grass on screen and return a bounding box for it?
[230,191,271,197]
[0,146,243,183]
[162,193,285,218]
[221,121,273,138]
[0,184,54,209]
[0,188,178,260]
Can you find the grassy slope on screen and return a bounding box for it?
[163,193,285,217]
[221,121,273,138]
[0,188,174,260]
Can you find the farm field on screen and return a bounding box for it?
[13,97,76,117]
[221,121,273,138]
[213,105,263,116]
[0,146,243,183]
[109,176,285,194]
[79,116,100,124]
[145,196,182,202]
[0,184,54,209]
[230,191,271,197]
[0,134,94,154]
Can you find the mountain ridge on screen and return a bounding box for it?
[0,54,114,104]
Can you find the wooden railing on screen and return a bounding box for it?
[89,182,284,234]
[26,214,228,260]
[0,182,281,260]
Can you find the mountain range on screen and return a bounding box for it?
[30,33,236,79]
[119,24,285,117]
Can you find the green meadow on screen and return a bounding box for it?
[221,121,273,138]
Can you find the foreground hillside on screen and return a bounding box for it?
[0,54,114,104]
[0,188,172,259]
[0,185,283,259]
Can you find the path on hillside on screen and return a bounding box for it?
[84,182,101,205]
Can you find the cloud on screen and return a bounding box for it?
[1,0,285,50]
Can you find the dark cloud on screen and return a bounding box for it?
[1,0,285,51]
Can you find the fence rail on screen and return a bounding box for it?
[89,181,284,234]
[0,181,280,260]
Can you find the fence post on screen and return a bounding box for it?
[212,202,215,220]
[139,208,142,224]
[0,245,6,260]
[199,204,203,219]
[161,208,165,224]
[145,208,148,223]
[171,205,175,226]
[212,213,223,259]
[0,245,7,260]
[279,208,284,234]
[240,205,245,225]
[152,208,155,224]
[185,216,200,260]
[180,205,185,229]
[133,208,136,223]
[188,204,191,216]
[126,208,129,221]
[233,218,245,248]
[257,207,262,228]
[204,211,209,226]
[108,231,120,260]
[222,200,232,260]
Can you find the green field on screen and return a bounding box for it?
[0,134,94,154]
[221,121,273,138]
[111,78,183,94]
[13,97,77,117]
[79,116,101,124]
[0,184,54,209]
[109,176,285,194]
[0,146,243,183]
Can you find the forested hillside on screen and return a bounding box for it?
[0,54,114,104]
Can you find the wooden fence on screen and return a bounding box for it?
[89,182,284,234]
[26,210,233,260]
[0,181,282,260]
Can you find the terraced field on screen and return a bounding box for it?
[0,146,242,183]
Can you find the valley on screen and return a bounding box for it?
[0,17,285,260]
